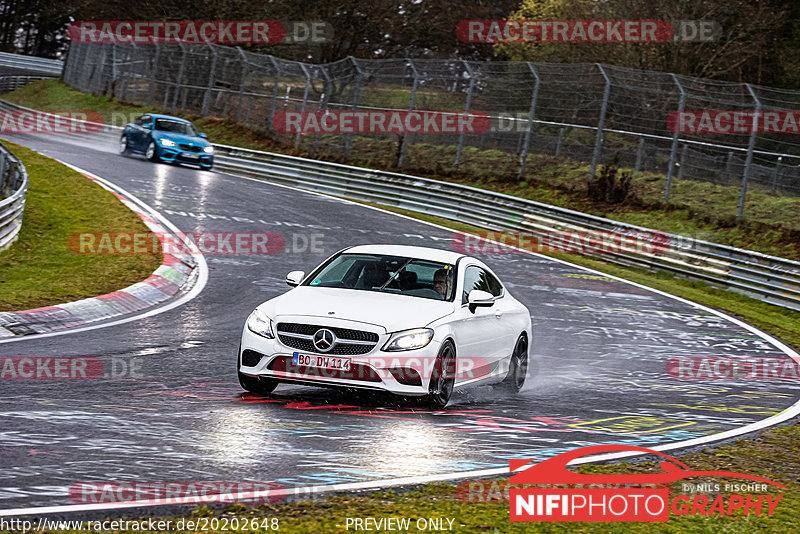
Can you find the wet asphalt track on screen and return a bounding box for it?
[0,130,799,514]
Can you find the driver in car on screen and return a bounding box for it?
[433,268,451,299]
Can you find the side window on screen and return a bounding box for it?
[461,266,503,304]
[139,116,152,129]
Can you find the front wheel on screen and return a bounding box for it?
[145,141,160,162]
[237,347,278,395]
[498,334,528,394]
[427,340,456,410]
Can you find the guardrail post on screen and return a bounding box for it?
[235,47,248,122]
[771,156,783,194]
[454,60,475,169]
[268,56,281,129]
[397,60,419,169]
[201,43,218,116]
[555,127,564,156]
[634,136,645,173]
[589,63,611,183]
[295,63,312,149]
[518,62,541,179]
[738,84,761,219]
[147,40,160,106]
[345,56,364,160]
[171,42,187,114]
[663,74,685,202]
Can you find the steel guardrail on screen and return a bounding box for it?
[0,52,63,75]
[0,141,28,252]
[0,93,798,311]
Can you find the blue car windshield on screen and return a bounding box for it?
[154,119,198,136]
[303,253,456,301]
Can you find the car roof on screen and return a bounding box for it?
[146,114,191,123]
[344,244,465,264]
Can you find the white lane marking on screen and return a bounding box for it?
[0,162,209,344]
[1,161,799,517]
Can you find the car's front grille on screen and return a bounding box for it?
[267,356,382,382]
[276,323,379,355]
[179,144,202,152]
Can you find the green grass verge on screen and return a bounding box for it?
[4,79,800,262]
[0,140,161,311]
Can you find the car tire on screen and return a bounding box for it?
[427,340,456,410]
[497,334,528,394]
[237,346,278,395]
[145,141,160,162]
[119,135,130,155]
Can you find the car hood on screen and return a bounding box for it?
[258,286,454,333]
[151,131,210,147]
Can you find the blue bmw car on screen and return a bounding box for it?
[119,114,214,170]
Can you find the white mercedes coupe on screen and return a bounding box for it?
[238,244,532,408]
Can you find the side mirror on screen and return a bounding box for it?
[467,289,495,313]
[286,270,305,287]
[199,132,207,138]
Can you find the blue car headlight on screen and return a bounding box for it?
[159,139,176,147]
[203,146,214,154]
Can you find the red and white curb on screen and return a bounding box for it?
[0,160,207,339]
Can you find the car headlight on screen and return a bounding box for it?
[382,328,434,352]
[159,139,176,147]
[246,309,274,339]
[203,146,214,153]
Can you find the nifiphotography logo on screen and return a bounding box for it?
[509,444,784,522]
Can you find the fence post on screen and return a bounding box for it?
[344,56,364,160]
[295,63,312,149]
[677,143,688,181]
[314,66,332,155]
[397,60,420,169]
[555,127,565,156]
[518,62,541,179]
[147,40,160,106]
[663,74,685,202]
[738,84,761,219]
[454,60,475,169]
[589,63,611,183]
[235,47,248,122]
[128,42,139,103]
[201,43,218,116]
[634,136,645,173]
[771,156,783,194]
[268,56,281,130]
[171,42,187,113]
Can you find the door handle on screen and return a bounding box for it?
[494,310,503,318]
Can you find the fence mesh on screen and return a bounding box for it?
[61,41,800,215]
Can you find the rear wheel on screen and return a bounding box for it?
[119,135,130,155]
[237,346,278,395]
[427,340,456,410]
[498,334,528,394]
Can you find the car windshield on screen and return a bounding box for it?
[303,254,456,301]
[154,119,198,136]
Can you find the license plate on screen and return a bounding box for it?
[292,352,351,371]
[182,152,199,159]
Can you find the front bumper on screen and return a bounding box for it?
[239,324,445,396]
[157,145,213,167]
